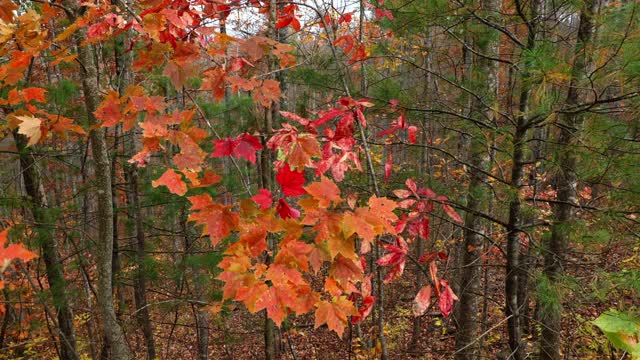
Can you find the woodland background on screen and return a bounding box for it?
[0,0,639,359]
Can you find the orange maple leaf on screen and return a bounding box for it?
[0,228,37,273]
[314,297,358,337]
[152,169,187,196]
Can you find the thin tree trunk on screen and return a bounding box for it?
[504,3,543,357]
[111,124,125,319]
[126,166,156,360]
[115,18,157,358]
[194,279,209,360]
[452,19,474,325]
[14,132,79,360]
[264,1,280,358]
[454,1,500,358]
[178,208,209,360]
[62,1,133,358]
[541,1,599,359]
[411,29,434,349]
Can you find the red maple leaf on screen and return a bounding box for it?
[212,133,263,164]
[376,236,408,283]
[276,198,300,219]
[276,164,306,197]
[251,189,273,210]
[212,137,235,157]
[233,133,263,163]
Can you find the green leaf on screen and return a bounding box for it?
[593,310,640,358]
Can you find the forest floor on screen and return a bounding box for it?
[119,239,634,360]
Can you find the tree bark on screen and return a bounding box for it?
[115,19,157,358]
[14,132,79,360]
[454,0,500,358]
[541,1,599,359]
[126,166,156,360]
[505,2,542,357]
[62,1,133,358]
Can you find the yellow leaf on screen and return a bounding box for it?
[17,115,42,146]
[55,22,79,42]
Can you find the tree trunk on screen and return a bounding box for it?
[115,19,157,358]
[263,0,280,358]
[62,1,133,358]
[541,1,599,359]
[454,0,500,358]
[126,166,156,360]
[111,124,125,319]
[14,132,79,360]
[411,29,434,349]
[505,2,542,355]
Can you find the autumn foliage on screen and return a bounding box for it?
[3,0,637,358]
[1,0,460,345]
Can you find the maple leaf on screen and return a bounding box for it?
[235,219,270,257]
[287,134,322,169]
[267,124,321,170]
[304,176,341,208]
[233,133,263,163]
[274,239,313,271]
[173,131,207,171]
[16,115,42,146]
[234,277,269,312]
[253,79,281,108]
[152,169,187,196]
[87,21,110,38]
[341,208,381,253]
[376,237,408,283]
[368,195,398,224]
[188,194,239,246]
[276,198,300,220]
[94,91,122,127]
[185,170,222,188]
[212,133,263,164]
[163,61,196,89]
[254,265,316,325]
[20,87,47,103]
[279,111,312,129]
[41,112,86,137]
[352,296,375,324]
[329,254,363,285]
[275,16,293,29]
[314,297,358,337]
[324,222,356,260]
[251,189,273,210]
[324,277,344,298]
[413,285,432,316]
[0,228,37,272]
[276,164,306,197]
[212,137,235,157]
